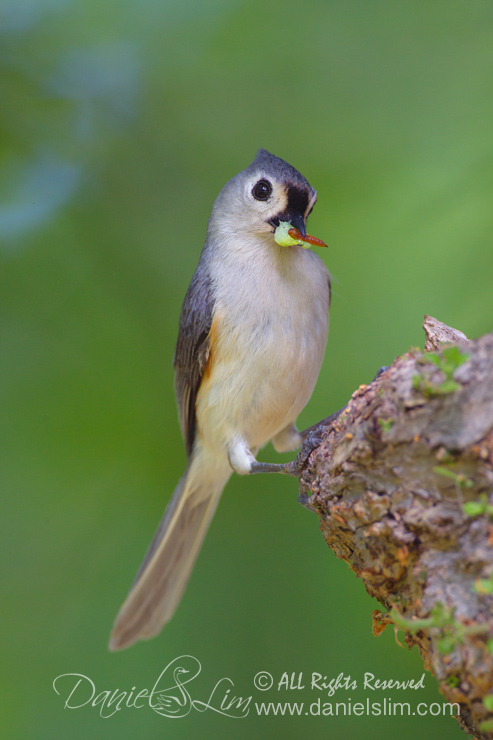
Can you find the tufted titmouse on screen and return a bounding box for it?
[109,149,331,650]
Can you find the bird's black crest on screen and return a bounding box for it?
[248,149,311,190]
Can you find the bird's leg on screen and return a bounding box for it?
[249,461,292,475]
[228,437,293,476]
[227,437,257,475]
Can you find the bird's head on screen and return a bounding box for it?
[211,149,327,250]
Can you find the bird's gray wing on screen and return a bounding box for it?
[173,264,214,457]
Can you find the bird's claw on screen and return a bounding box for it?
[284,427,327,477]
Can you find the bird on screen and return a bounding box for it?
[109,149,331,651]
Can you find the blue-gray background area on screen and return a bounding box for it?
[2,1,492,738]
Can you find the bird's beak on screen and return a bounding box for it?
[288,212,306,237]
[273,213,327,250]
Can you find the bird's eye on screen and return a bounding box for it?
[252,179,273,201]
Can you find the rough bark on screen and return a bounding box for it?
[295,317,493,739]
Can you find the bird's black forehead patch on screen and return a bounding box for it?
[286,184,309,215]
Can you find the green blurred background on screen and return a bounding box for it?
[2,0,493,737]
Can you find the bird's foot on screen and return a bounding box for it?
[285,425,331,477]
[278,405,347,477]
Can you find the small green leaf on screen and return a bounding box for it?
[483,695,493,711]
[436,379,460,394]
[474,578,493,594]
[378,417,394,433]
[419,347,469,391]
[441,346,469,369]
[438,637,456,654]
[463,501,486,517]
[433,466,459,480]
[433,466,473,488]
[425,352,441,367]
[445,675,460,688]
[430,602,456,627]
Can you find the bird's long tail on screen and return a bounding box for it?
[109,447,231,651]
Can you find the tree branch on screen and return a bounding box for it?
[296,317,493,738]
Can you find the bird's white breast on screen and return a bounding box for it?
[196,235,330,455]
